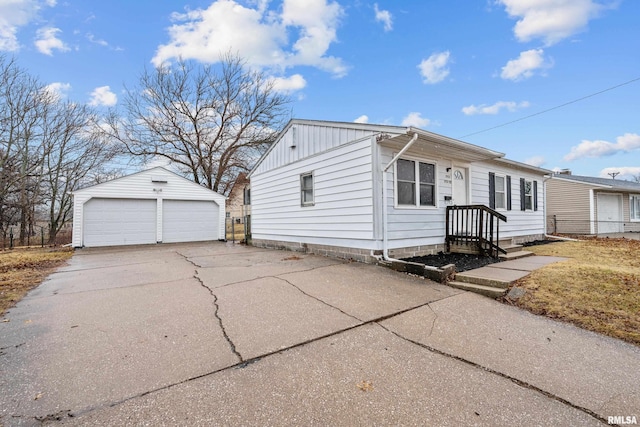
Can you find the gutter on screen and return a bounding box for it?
[381,131,418,262]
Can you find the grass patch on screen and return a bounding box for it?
[506,238,640,345]
[0,247,73,316]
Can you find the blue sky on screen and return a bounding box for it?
[2,0,639,179]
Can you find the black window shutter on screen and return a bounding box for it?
[520,178,526,211]
[506,175,512,211]
[533,180,538,211]
[488,172,495,209]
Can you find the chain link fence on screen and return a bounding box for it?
[547,215,640,235]
[225,215,251,243]
[1,225,72,249]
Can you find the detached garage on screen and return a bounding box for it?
[72,167,226,248]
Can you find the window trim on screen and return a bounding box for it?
[630,194,640,222]
[394,156,438,209]
[522,179,534,211]
[494,174,507,210]
[300,172,314,207]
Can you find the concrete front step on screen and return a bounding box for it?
[499,250,534,261]
[501,244,523,254]
[448,281,507,298]
[454,265,530,289]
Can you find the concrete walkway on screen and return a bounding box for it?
[460,255,568,285]
[1,242,638,426]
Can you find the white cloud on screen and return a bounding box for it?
[497,0,606,46]
[34,27,69,55]
[599,166,640,181]
[354,115,369,124]
[418,51,450,84]
[401,112,430,128]
[0,0,56,52]
[524,156,545,167]
[270,74,306,92]
[152,0,347,77]
[500,49,550,81]
[374,4,393,32]
[88,86,117,107]
[564,133,640,161]
[45,82,71,99]
[462,100,530,115]
[86,33,108,47]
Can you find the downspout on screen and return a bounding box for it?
[382,132,419,261]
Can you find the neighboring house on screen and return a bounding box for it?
[72,166,226,248]
[247,119,549,263]
[226,173,251,219]
[546,172,640,235]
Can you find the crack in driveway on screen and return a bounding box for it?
[376,321,610,426]
[193,273,243,363]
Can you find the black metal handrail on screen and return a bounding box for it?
[445,205,507,257]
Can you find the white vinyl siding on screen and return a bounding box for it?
[251,137,376,248]
[381,146,450,248]
[252,121,403,175]
[471,161,545,240]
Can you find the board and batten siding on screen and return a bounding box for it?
[250,136,377,249]
[252,122,400,176]
[546,178,593,234]
[470,161,545,239]
[72,167,226,247]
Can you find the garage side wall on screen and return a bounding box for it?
[72,168,226,247]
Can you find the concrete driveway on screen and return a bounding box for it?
[1,242,638,426]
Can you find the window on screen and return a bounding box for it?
[520,179,534,210]
[631,195,640,221]
[243,187,251,205]
[300,172,314,206]
[396,158,436,207]
[489,173,511,210]
[495,176,506,209]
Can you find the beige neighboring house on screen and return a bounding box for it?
[546,172,640,235]
[226,173,251,220]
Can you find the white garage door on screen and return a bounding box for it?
[162,200,219,243]
[83,198,157,247]
[597,193,623,234]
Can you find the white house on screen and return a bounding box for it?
[247,119,549,263]
[72,167,226,248]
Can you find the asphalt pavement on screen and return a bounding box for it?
[1,242,638,426]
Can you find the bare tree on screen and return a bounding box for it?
[103,54,290,194]
[0,55,119,247]
[0,55,52,245]
[41,101,118,244]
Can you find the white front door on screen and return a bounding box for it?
[597,193,623,234]
[451,166,468,206]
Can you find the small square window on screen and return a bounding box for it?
[301,172,314,206]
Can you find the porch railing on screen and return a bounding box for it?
[445,205,507,258]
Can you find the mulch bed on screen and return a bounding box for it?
[402,252,500,272]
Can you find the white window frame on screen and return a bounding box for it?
[523,179,533,211]
[394,156,437,209]
[300,172,314,207]
[494,174,506,210]
[630,194,640,221]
